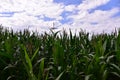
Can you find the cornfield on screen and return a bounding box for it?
[0,25,120,80]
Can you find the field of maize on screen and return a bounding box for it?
[0,25,120,80]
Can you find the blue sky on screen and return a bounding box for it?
[0,0,120,34]
[54,0,82,5]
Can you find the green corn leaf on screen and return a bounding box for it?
[23,61,30,76]
[31,48,39,62]
[7,75,15,80]
[111,72,120,78]
[111,63,120,72]
[85,74,92,80]
[38,58,45,80]
[55,71,64,80]
[23,46,33,72]
[0,52,13,59]
[102,70,108,80]
[3,64,15,71]
[45,73,49,80]
[102,40,107,54]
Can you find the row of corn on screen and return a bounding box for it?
[0,26,120,80]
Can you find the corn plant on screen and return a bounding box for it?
[0,25,120,80]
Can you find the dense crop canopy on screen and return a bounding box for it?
[0,26,120,80]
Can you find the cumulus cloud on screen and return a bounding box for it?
[65,5,76,12]
[63,7,120,34]
[69,8,119,23]
[0,0,64,31]
[0,0,120,34]
[60,0,120,34]
[78,0,110,10]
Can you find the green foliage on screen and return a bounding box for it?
[0,25,120,80]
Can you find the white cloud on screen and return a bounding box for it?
[61,0,120,34]
[66,0,114,24]
[65,5,76,12]
[66,0,111,21]
[78,0,110,10]
[64,7,120,34]
[0,0,64,30]
[24,0,64,19]
[70,8,119,23]
[0,0,120,35]
[0,0,64,19]
[0,0,26,12]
